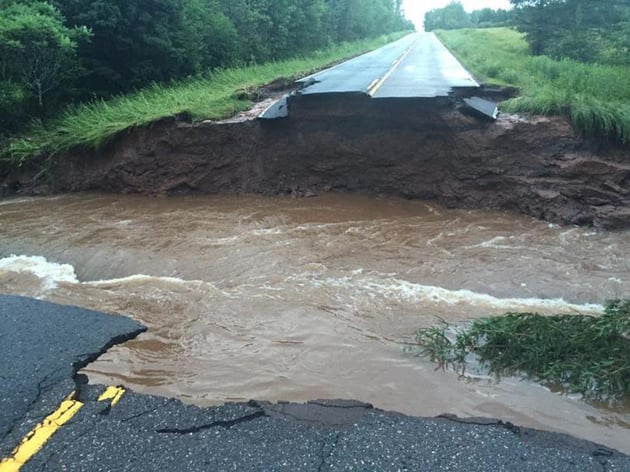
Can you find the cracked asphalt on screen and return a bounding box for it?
[1,295,629,471]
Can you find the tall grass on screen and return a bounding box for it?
[438,28,630,145]
[410,299,630,400]
[1,32,408,167]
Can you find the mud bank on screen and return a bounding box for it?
[3,98,630,228]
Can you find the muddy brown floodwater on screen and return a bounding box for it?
[0,193,629,452]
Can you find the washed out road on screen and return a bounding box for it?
[1,295,629,471]
[261,32,480,118]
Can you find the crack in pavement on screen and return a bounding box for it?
[317,432,341,472]
[72,329,146,403]
[117,402,176,422]
[155,410,267,434]
[0,371,57,449]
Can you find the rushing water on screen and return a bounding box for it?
[1,193,629,452]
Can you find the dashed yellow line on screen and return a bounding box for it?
[98,386,126,407]
[367,44,416,97]
[0,386,126,472]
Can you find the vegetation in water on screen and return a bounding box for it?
[437,27,630,146]
[410,299,630,400]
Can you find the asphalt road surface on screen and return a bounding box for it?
[297,32,478,99]
[260,33,480,118]
[1,295,629,471]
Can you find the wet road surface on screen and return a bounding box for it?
[296,32,478,98]
[261,33,479,118]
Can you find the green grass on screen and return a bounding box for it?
[409,299,630,400]
[437,28,630,145]
[1,32,408,168]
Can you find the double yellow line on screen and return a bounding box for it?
[0,386,125,472]
[367,44,416,97]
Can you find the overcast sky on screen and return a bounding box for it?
[402,0,513,30]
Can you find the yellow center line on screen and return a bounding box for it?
[367,43,416,97]
[0,392,83,472]
[367,79,379,92]
[0,386,126,472]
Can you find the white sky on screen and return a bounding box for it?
[402,0,513,30]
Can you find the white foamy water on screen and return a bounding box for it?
[290,273,604,314]
[86,274,202,286]
[2,255,601,314]
[0,255,78,289]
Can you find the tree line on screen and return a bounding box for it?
[424,0,630,65]
[0,0,412,132]
[509,0,629,64]
[424,2,514,32]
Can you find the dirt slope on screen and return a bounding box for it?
[3,98,629,229]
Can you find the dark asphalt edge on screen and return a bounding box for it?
[9,375,630,470]
[259,400,627,459]
[435,414,626,459]
[0,308,147,458]
[72,326,147,402]
[21,391,628,472]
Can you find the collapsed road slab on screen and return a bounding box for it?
[1,295,629,471]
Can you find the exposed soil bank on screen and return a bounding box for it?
[3,97,629,229]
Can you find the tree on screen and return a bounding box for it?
[509,0,557,55]
[424,2,471,32]
[0,0,89,124]
[54,0,191,94]
[469,8,513,28]
[179,0,240,71]
[510,0,630,61]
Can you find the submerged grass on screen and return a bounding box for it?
[437,28,630,145]
[1,32,407,167]
[411,299,630,400]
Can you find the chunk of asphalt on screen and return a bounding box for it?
[0,295,146,454]
[463,96,499,120]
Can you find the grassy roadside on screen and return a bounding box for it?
[437,28,630,145]
[410,299,630,400]
[1,32,408,168]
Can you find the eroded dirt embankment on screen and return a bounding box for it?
[3,97,630,228]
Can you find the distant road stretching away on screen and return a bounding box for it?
[297,32,479,98]
[260,33,480,118]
